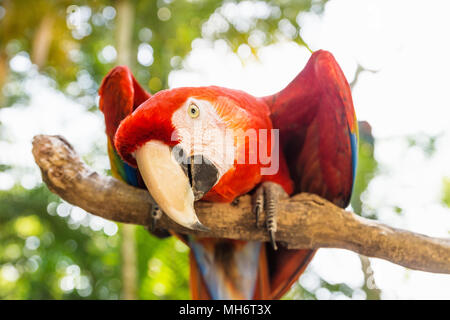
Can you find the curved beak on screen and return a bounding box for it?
[135,140,217,232]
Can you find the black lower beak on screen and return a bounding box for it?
[174,147,219,200]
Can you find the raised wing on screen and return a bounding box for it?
[99,66,151,186]
[266,50,357,207]
[262,50,358,299]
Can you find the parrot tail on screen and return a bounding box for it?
[188,238,271,300]
[188,237,315,299]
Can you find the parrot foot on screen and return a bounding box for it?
[252,182,288,250]
[145,203,171,239]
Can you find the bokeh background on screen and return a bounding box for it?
[1,0,449,300]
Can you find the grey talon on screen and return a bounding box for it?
[269,230,278,251]
[253,187,264,228]
[191,221,211,232]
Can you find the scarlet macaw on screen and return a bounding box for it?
[99,50,358,299]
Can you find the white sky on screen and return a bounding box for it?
[1,0,449,299]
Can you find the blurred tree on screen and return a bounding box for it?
[115,0,137,300]
[442,178,450,208]
[0,0,324,105]
[0,185,122,299]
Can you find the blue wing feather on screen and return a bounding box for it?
[349,126,358,195]
[107,139,141,188]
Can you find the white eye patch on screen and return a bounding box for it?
[171,98,235,181]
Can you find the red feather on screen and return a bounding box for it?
[99,66,151,142]
[266,50,356,206]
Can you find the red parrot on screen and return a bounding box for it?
[99,50,358,300]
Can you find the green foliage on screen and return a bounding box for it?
[0,164,12,172]
[0,184,192,299]
[0,0,324,108]
[407,133,441,158]
[136,229,190,299]
[350,121,378,218]
[0,185,121,299]
[283,277,357,300]
[442,178,450,208]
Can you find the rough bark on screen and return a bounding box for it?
[32,134,450,274]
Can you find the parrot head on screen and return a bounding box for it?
[115,86,254,231]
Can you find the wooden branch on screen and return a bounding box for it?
[32,134,450,274]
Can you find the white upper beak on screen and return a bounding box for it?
[135,140,209,231]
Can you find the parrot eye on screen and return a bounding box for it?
[188,102,200,119]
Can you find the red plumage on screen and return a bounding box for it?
[99,66,151,143]
[266,50,356,207]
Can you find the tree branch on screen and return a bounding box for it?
[32,134,450,274]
